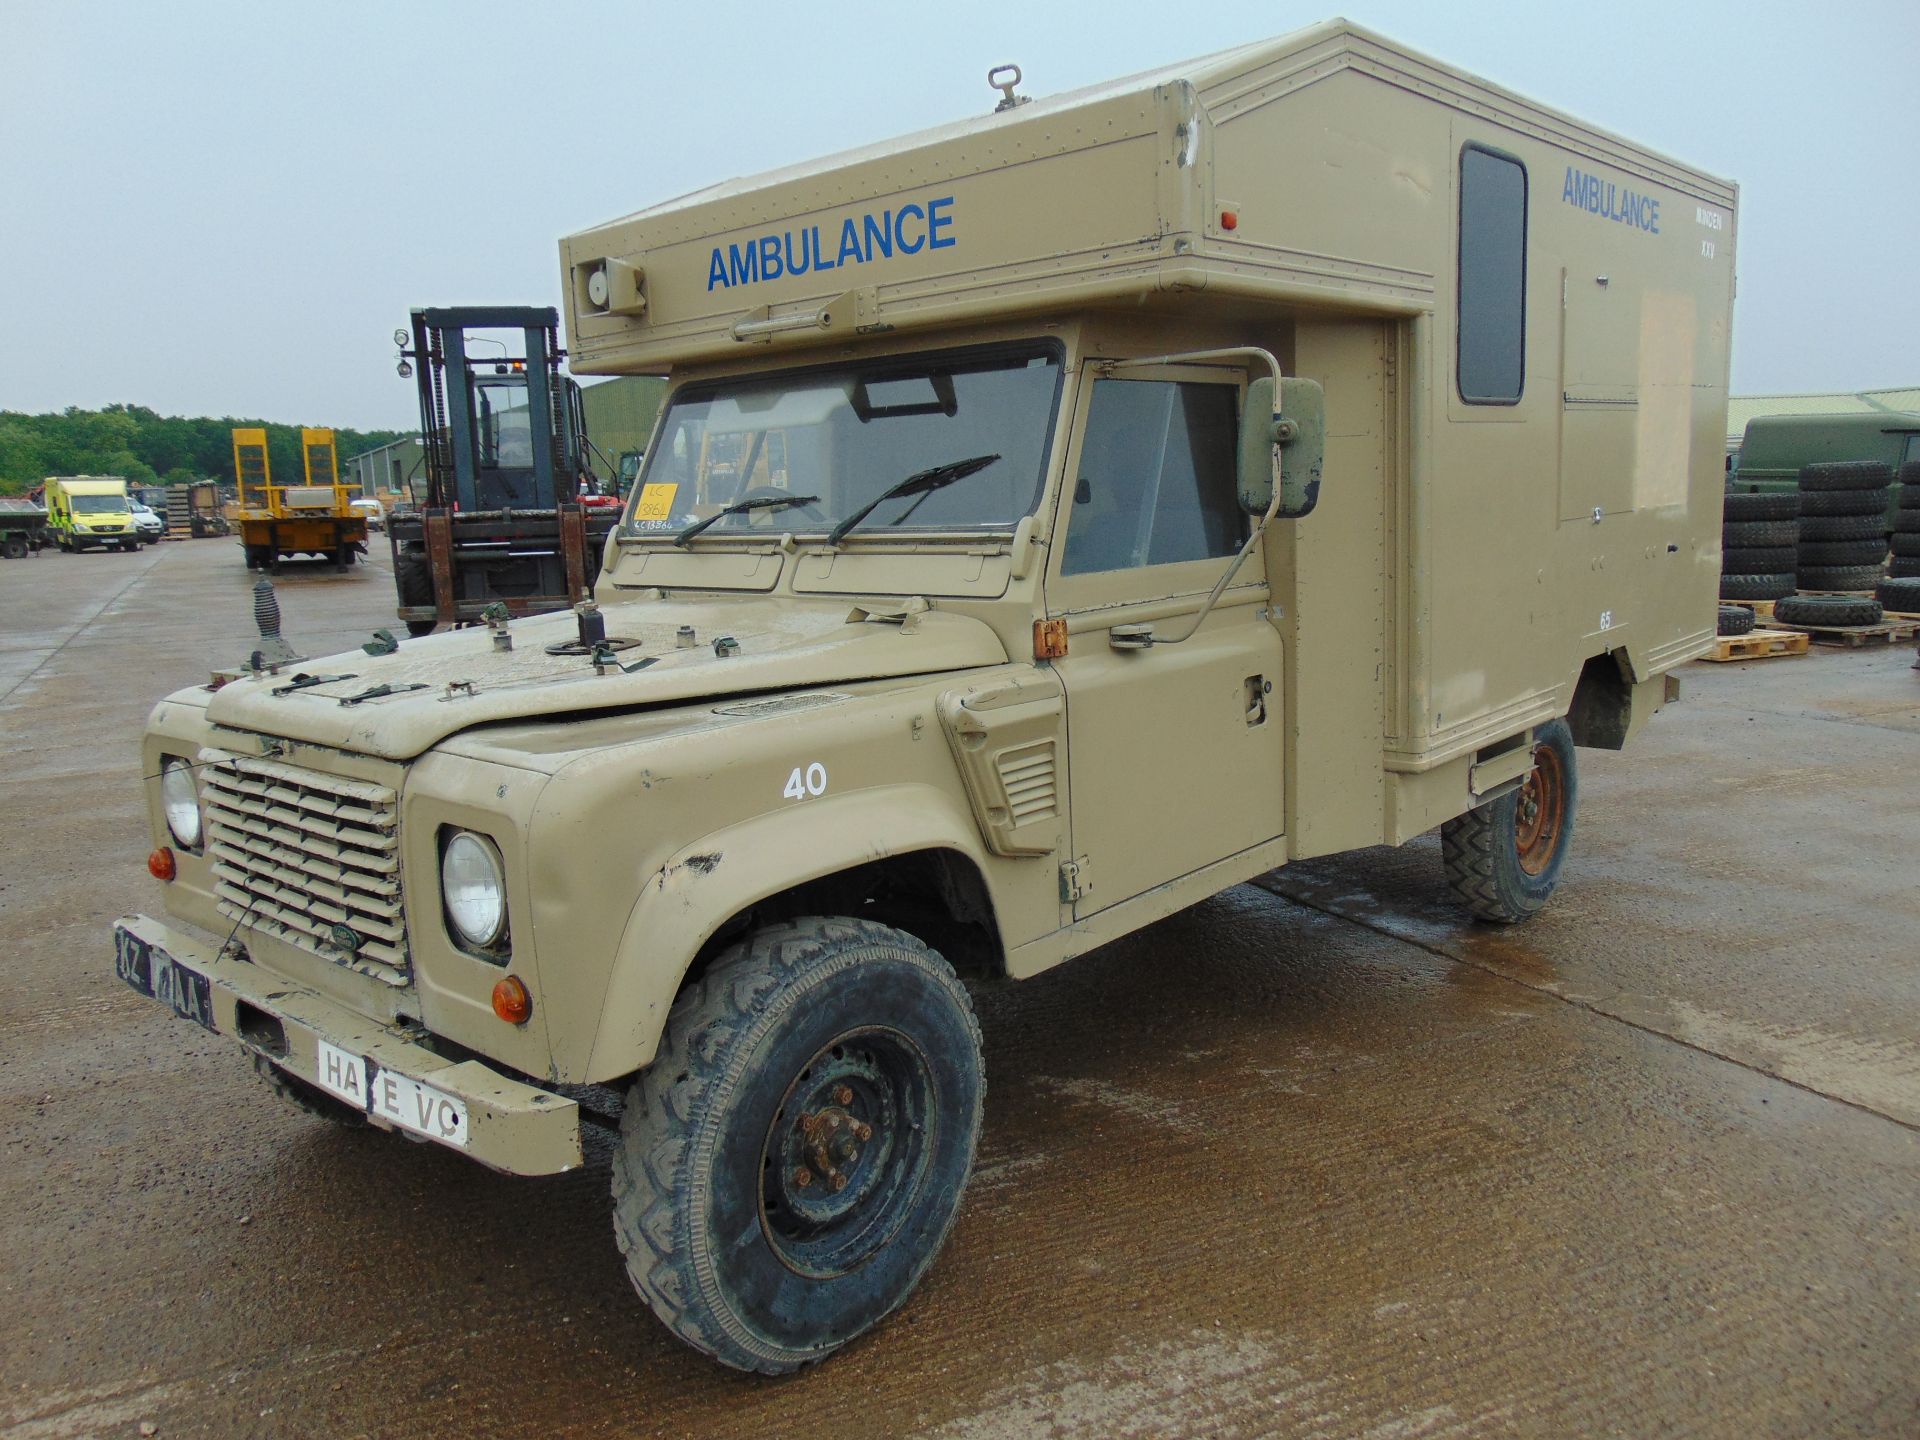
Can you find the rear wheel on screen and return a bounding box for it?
[1441,719,1578,924]
[613,917,985,1374]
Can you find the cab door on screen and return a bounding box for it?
[1046,365,1285,918]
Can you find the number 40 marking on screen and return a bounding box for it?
[783,762,828,800]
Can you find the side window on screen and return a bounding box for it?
[1904,435,1920,466]
[1457,144,1528,404]
[1061,380,1244,576]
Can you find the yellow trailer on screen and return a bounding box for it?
[232,426,368,570]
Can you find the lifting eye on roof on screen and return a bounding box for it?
[989,64,1029,113]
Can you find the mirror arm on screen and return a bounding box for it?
[1142,481,1284,647]
[1096,345,1284,391]
[1096,348,1287,649]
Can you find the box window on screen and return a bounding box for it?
[1457,145,1528,404]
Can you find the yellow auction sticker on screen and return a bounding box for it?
[633,483,678,521]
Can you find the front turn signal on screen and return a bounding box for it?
[148,847,176,882]
[492,975,532,1025]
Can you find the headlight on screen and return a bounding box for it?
[441,831,507,949]
[161,759,201,848]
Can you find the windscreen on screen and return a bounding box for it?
[71,494,128,514]
[474,379,534,468]
[624,344,1061,539]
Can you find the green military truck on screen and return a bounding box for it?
[1729,410,1920,524]
[119,21,1733,1373]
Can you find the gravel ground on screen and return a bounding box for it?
[2,539,1915,1439]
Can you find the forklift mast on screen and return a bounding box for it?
[409,306,587,511]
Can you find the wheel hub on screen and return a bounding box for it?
[1514,741,1566,877]
[794,1093,875,1193]
[759,1030,932,1277]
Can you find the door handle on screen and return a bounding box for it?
[1108,623,1154,651]
[1245,674,1270,725]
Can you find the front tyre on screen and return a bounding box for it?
[1441,718,1578,923]
[614,917,985,1374]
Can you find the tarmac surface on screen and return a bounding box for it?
[1,537,1915,1439]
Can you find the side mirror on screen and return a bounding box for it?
[1237,376,1326,519]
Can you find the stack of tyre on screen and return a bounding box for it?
[1886,462,1920,613]
[1720,489,1799,604]
[1796,461,1891,593]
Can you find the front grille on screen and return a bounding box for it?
[202,752,411,985]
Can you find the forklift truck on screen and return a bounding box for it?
[387,306,614,636]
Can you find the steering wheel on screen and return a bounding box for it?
[734,485,826,526]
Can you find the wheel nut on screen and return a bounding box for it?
[834,1084,853,1105]
[830,1172,849,1192]
[852,1121,872,1142]
[794,1167,812,1188]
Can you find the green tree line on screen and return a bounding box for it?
[0,404,410,496]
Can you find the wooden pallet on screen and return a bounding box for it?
[1702,628,1811,662]
[1762,617,1920,648]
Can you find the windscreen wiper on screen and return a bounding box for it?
[673,493,821,546]
[825,454,1001,546]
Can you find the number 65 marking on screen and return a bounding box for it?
[783,762,828,800]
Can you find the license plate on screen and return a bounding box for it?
[115,928,215,1032]
[315,1037,467,1147]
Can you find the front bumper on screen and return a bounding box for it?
[114,914,581,1175]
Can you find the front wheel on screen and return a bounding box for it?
[1441,719,1578,923]
[613,916,985,1374]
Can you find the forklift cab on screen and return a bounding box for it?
[410,307,589,512]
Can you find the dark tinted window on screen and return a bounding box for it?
[1458,145,1527,404]
[1062,380,1244,575]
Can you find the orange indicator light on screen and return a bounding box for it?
[148,847,176,882]
[492,975,532,1025]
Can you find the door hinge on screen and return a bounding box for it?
[1059,857,1092,904]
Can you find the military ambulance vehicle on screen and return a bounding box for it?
[119,21,1734,1374]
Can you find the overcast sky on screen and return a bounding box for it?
[3,0,1915,430]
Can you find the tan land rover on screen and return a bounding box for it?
[120,21,1734,1373]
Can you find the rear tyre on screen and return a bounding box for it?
[2,536,26,560]
[1717,604,1756,636]
[252,1053,369,1129]
[1894,557,1920,579]
[1441,719,1577,924]
[613,917,985,1374]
